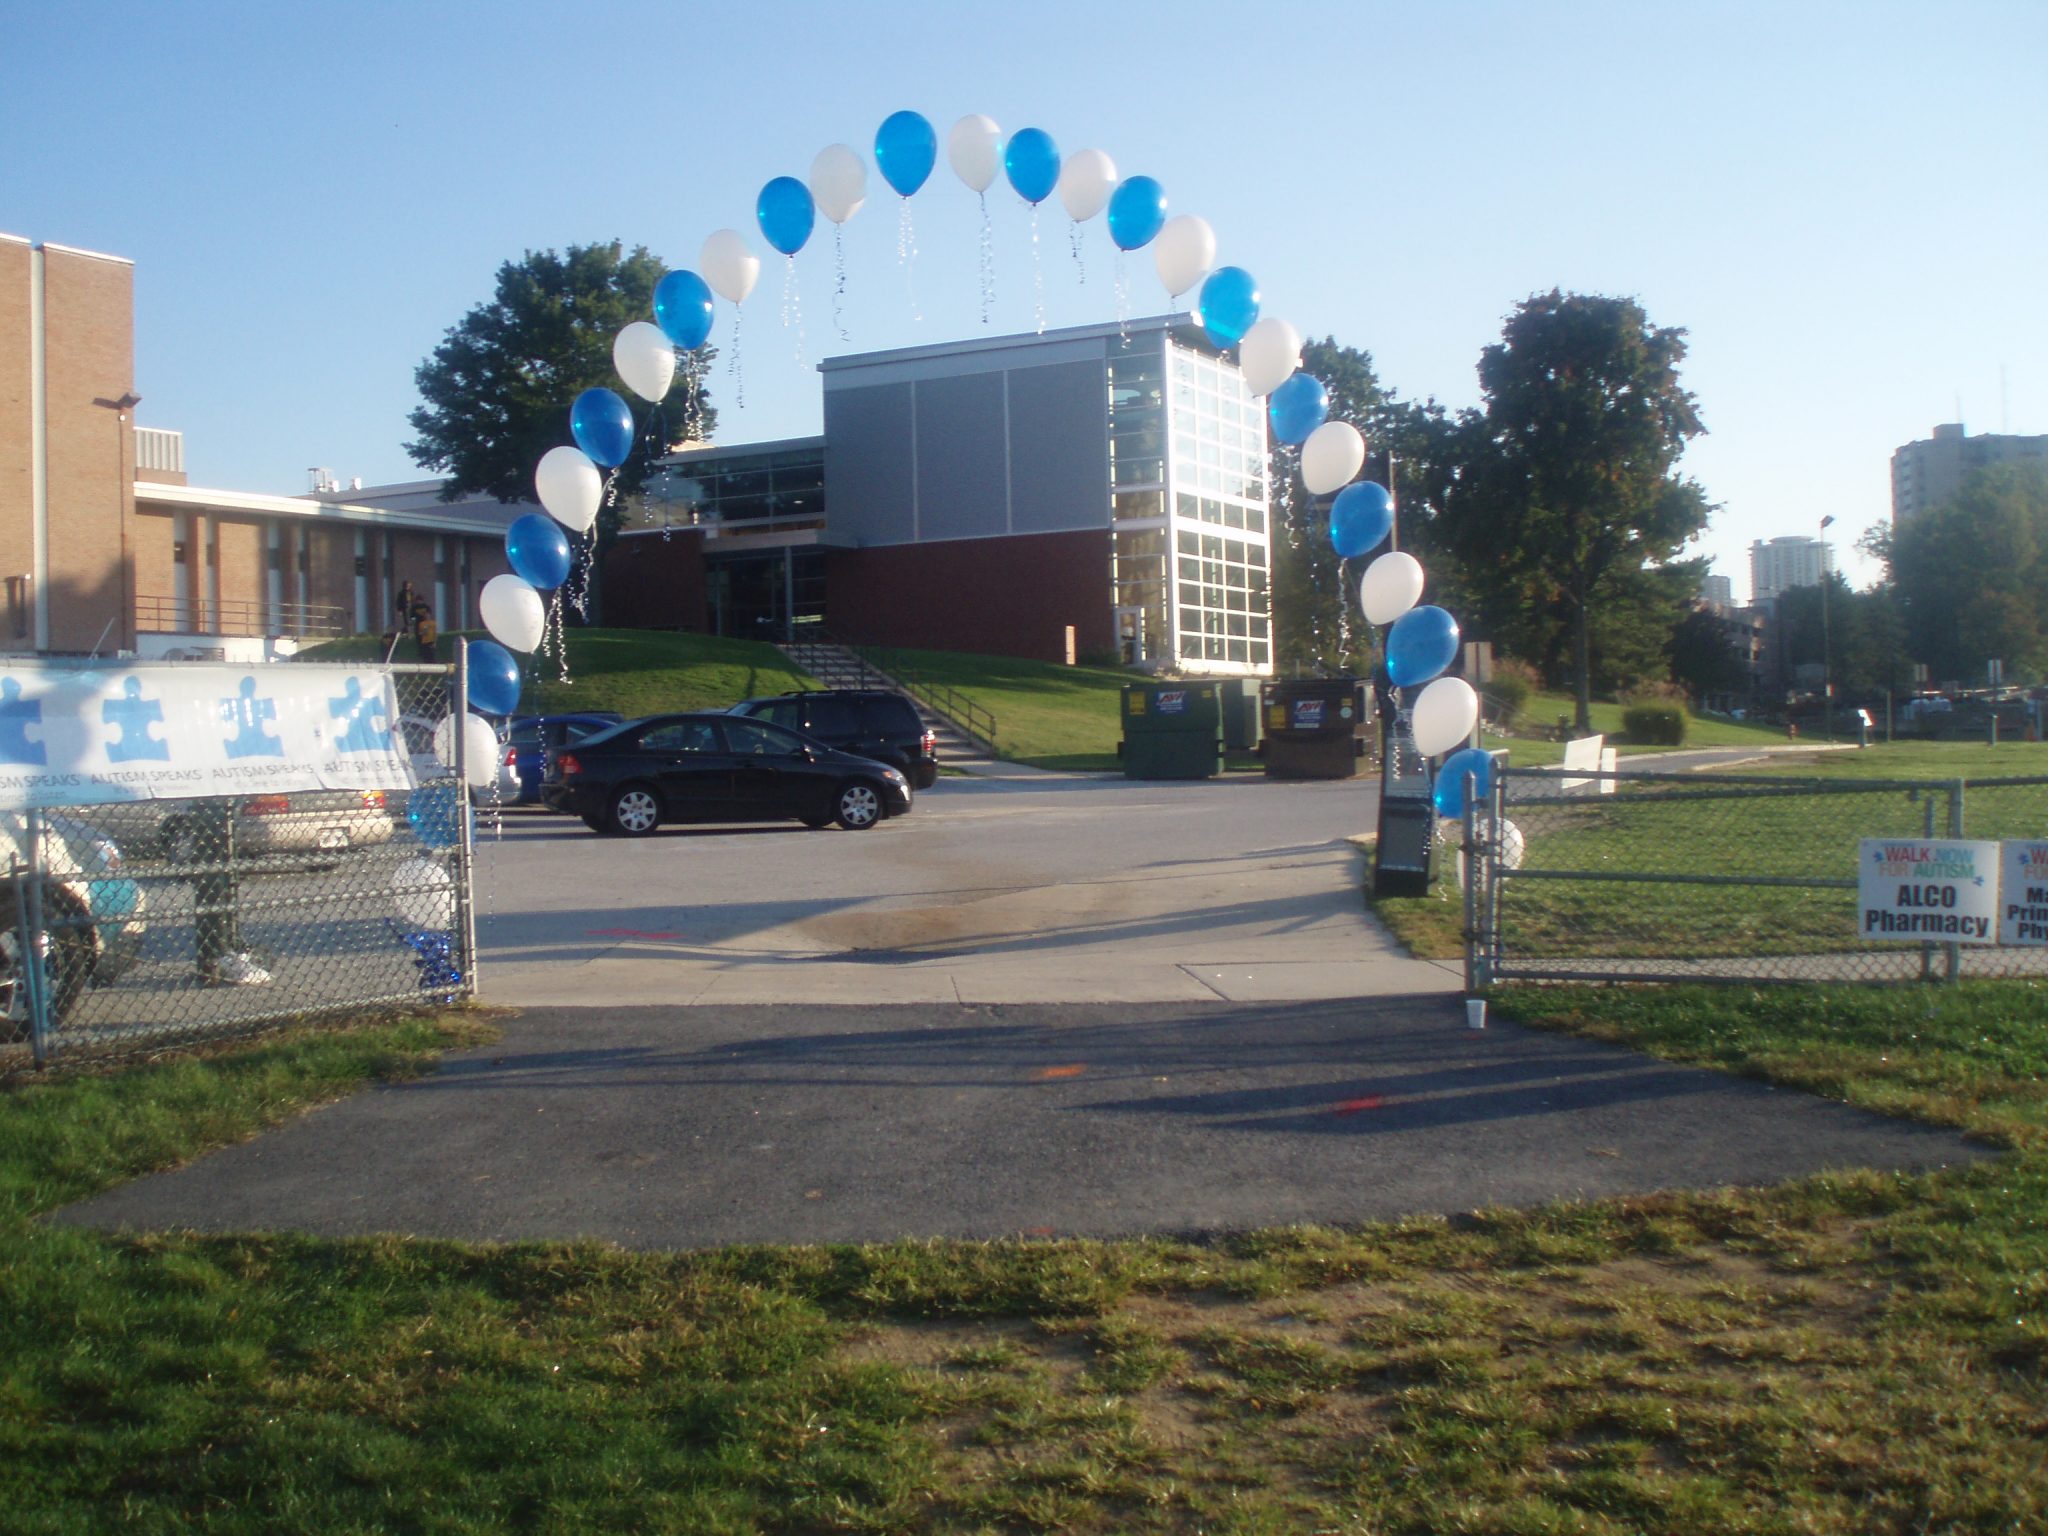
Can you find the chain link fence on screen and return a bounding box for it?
[1,663,482,1072]
[1465,767,2048,986]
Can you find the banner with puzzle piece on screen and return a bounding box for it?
[0,662,418,811]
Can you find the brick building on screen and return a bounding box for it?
[1,233,514,660]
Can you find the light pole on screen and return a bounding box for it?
[1818,515,1835,741]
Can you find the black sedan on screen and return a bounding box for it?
[541,713,913,836]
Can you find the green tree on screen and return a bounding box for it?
[406,243,716,619]
[1437,291,1711,731]
[1890,464,2048,684]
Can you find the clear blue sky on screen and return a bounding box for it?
[8,1,2043,599]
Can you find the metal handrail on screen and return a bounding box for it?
[135,594,349,639]
[791,629,999,751]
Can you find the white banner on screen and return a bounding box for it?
[0,662,418,811]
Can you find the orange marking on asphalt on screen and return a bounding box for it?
[1034,1064,1086,1080]
[1332,1095,1385,1116]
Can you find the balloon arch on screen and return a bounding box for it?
[453,111,1489,816]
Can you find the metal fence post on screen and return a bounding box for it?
[454,643,479,999]
[1462,770,1480,997]
[21,813,50,1067]
[1947,779,1965,982]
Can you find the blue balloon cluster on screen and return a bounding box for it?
[1004,128,1060,205]
[1330,482,1394,559]
[1386,605,1460,688]
[1199,266,1260,349]
[875,110,936,196]
[506,513,572,591]
[1268,373,1328,445]
[653,269,715,350]
[394,925,464,990]
[1106,176,1167,251]
[1433,747,1495,819]
[571,388,634,468]
[757,176,815,256]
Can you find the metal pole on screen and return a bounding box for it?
[1462,771,1479,998]
[11,852,45,1069]
[1946,779,1964,982]
[454,643,480,999]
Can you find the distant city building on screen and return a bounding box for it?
[1749,536,1833,605]
[1892,422,2048,523]
[1701,573,1732,607]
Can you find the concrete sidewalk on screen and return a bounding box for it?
[59,997,1985,1250]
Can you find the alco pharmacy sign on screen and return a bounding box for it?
[1858,839,1999,944]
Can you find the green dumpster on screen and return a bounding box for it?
[1120,682,1224,779]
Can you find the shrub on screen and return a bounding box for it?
[1621,701,1688,745]
[1482,657,1540,723]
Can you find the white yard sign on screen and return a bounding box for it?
[1858,838,2000,944]
[2000,841,2048,946]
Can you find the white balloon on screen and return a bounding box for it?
[1152,215,1215,298]
[534,445,601,534]
[393,855,456,930]
[1239,317,1303,398]
[1301,420,1366,496]
[479,574,545,653]
[947,114,1001,192]
[1056,148,1117,221]
[808,143,867,224]
[611,321,675,403]
[430,712,501,790]
[1497,818,1526,871]
[1360,551,1425,626]
[700,229,759,304]
[1411,677,1480,757]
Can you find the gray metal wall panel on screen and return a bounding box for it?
[915,372,1007,542]
[1007,359,1109,534]
[822,383,915,546]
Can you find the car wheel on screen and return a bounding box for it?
[608,784,662,837]
[835,781,883,831]
[0,885,93,1030]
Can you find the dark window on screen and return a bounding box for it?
[860,698,920,734]
[752,700,802,730]
[641,721,718,752]
[805,698,860,737]
[722,718,805,756]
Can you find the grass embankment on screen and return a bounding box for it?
[298,629,812,719]
[7,984,2048,1531]
[875,648,1133,770]
[1375,738,2048,962]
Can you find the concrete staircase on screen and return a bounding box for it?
[778,639,997,770]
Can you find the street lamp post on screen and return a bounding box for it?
[1819,515,1835,741]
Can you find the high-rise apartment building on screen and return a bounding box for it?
[1749,535,1833,605]
[1892,423,2048,523]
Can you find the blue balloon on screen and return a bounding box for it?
[466,639,522,717]
[1198,266,1260,349]
[1105,175,1167,251]
[1386,604,1461,688]
[874,110,937,196]
[653,269,714,351]
[1330,482,1394,559]
[1433,748,1496,819]
[1268,373,1329,446]
[1004,127,1061,205]
[407,783,473,849]
[756,176,815,257]
[506,512,572,591]
[570,388,634,469]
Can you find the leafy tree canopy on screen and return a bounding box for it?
[406,242,715,507]
[1435,290,1711,730]
[1890,463,2048,684]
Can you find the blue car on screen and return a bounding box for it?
[504,713,625,805]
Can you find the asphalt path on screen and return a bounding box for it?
[55,758,1986,1249]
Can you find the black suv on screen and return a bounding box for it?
[729,690,938,789]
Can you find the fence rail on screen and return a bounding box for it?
[134,594,350,639]
[3,660,480,1072]
[1464,765,2048,989]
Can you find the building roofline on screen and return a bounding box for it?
[817,313,1209,373]
[5,236,136,267]
[136,481,518,535]
[661,434,827,464]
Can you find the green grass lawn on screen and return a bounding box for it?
[6,988,2048,1531]
[1483,691,1792,767]
[872,647,1134,770]
[299,628,812,718]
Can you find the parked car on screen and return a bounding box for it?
[502,712,625,805]
[397,712,521,802]
[0,810,148,1028]
[728,690,939,789]
[542,712,912,835]
[158,790,396,862]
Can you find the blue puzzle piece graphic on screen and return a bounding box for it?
[102,677,170,763]
[328,677,393,753]
[221,676,284,759]
[0,677,46,766]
